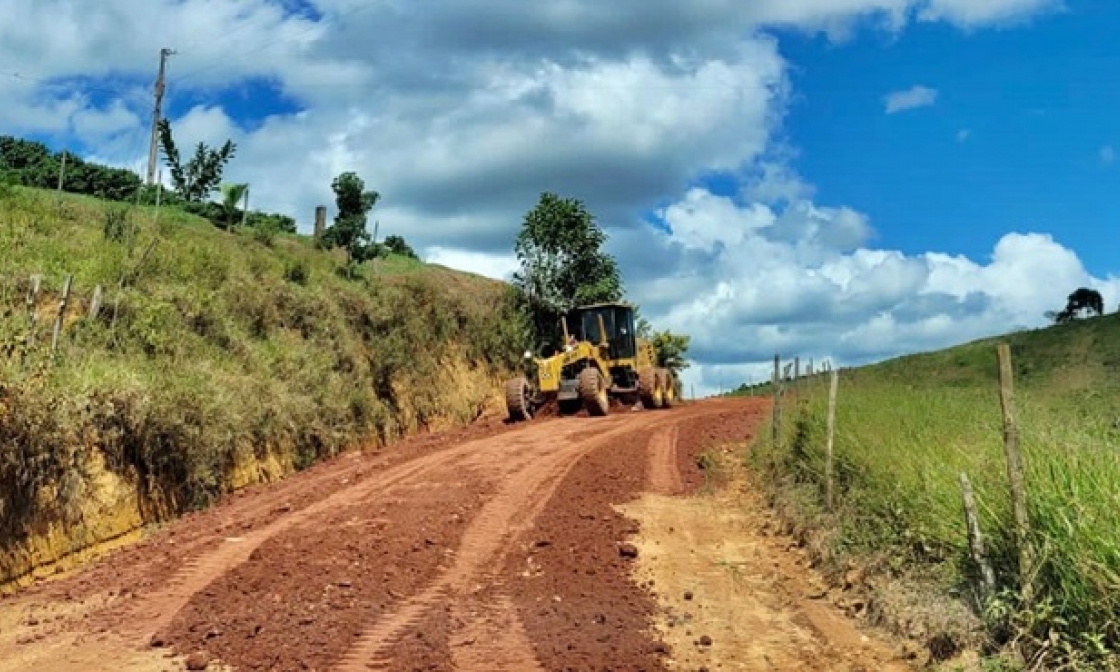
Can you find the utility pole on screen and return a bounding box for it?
[146,47,175,186]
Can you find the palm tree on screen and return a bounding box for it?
[219,183,248,230]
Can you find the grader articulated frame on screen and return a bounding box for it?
[504,302,677,421]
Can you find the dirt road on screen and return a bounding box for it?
[0,397,911,671]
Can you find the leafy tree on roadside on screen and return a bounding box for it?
[321,171,380,274]
[157,119,236,202]
[511,191,623,346]
[651,330,691,375]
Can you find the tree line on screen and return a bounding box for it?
[0,127,419,265]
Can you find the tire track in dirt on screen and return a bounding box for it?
[111,422,566,648]
[336,413,683,671]
[647,424,682,495]
[2,399,759,672]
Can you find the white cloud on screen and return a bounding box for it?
[884,85,939,113]
[0,0,1098,401]
[1101,145,1115,164]
[632,190,1120,397]
[917,0,1061,26]
[424,247,520,282]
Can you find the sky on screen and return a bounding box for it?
[2,0,1119,397]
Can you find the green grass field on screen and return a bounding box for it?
[749,314,1120,669]
[0,186,525,567]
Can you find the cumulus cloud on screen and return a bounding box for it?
[624,190,1120,396]
[0,0,1099,400]
[884,85,939,114]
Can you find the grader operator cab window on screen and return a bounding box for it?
[571,304,637,361]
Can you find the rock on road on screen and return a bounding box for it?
[0,396,803,671]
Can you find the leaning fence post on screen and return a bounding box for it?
[959,472,996,601]
[51,274,73,352]
[997,342,1033,604]
[825,369,839,510]
[88,284,103,319]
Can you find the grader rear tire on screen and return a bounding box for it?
[504,377,534,421]
[660,368,676,407]
[578,367,610,417]
[639,366,663,409]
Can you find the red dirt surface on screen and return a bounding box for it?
[0,396,803,672]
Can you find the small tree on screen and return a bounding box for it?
[321,171,380,275]
[651,329,691,374]
[157,119,236,203]
[1067,287,1104,317]
[383,234,418,259]
[218,183,248,230]
[511,192,623,346]
[1048,287,1104,324]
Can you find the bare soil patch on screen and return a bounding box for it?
[619,438,916,671]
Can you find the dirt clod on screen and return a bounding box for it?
[698,634,713,647]
[618,543,639,559]
[184,651,209,670]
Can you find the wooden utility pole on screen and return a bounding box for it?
[146,47,176,186]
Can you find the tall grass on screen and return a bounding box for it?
[750,318,1120,668]
[0,187,527,572]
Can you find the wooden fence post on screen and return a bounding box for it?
[25,274,42,342]
[51,274,73,352]
[55,149,67,206]
[997,342,1034,603]
[825,369,839,510]
[88,284,103,319]
[959,472,996,600]
[793,356,801,395]
[314,205,327,240]
[772,353,782,448]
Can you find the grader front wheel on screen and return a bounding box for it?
[639,366,663,409]
[504,377,534,422]
[578,367,610,417]
[660,368,676,407]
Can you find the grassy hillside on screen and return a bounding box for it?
[0,186,526,587]
[750,314,1120,669]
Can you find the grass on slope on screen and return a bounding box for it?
[750,315,1120,669]
[0,187,526,550]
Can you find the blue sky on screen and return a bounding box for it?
[773,2,1117,277]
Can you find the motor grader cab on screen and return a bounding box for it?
[504,302,678,421]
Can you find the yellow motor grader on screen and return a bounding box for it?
[504,302,677,421]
